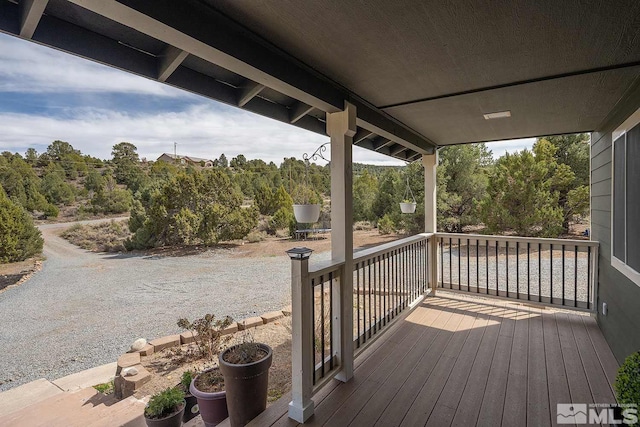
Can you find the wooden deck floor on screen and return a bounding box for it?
[246,291,619,427]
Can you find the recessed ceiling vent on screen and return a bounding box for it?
[483,110,511,120]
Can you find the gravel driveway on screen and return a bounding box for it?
[0,219,330,392]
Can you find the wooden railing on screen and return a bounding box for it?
[288,232,598,422]
[437,233,599,311]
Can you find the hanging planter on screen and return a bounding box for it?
[400,201,417,214]
[293,204,321,223]
[400,176,417,214]
[292,142,328,224]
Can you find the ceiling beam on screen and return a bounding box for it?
[157,45,188,82]
[391,144,408,156]
[65,0,437,154]
[237,80,265,107]
[353,128,374,145]
[373,137,392,151]
[19,0,48,38]
[289,101,314,124]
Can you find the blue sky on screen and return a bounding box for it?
[0,33,534,165]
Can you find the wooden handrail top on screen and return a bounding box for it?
[436,232,599,248]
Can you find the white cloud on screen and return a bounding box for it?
[0,104,405,165]
[485,138,536,158]
[0,34,188,97]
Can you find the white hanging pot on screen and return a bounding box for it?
[293,204,321,223]
[400,202,417,214]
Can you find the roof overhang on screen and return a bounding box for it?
[1,0,639,160]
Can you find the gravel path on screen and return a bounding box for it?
[0,219,329,392]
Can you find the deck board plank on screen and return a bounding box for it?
[527,307,551,427]
[541,311,571,427]
[581,316,619,390]
[373,300,471,427]
[425,313,490,427]
[475,306,518,427]
[450,306,507,426]
[347,305,454,426]
[501,304,530,427]
[246,293,617,427]
[571,314,617,404]
[398,307,479,426]
[322,302,439,426]
[555,313,594,406]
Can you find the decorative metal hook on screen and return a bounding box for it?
[302,142,330,163]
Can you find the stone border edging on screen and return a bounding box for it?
[113,306,292,398]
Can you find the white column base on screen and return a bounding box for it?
[289,399,315,423]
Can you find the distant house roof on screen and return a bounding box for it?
[157,153,214,164]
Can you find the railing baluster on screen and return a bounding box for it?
[311,277,316,385]
[587,246,592,309]
[506,241,509,297]
[550,244,554,304]
[527,242,530,301]
[367,258,372,340]
[320,274,325,378]
[495,240,499,295]
[516,241,520,299]
[562,244,565,306]
[329,272,333,370]
[356,263,361,347]
[486,240,489,294]
[440,238,444,288]
[574,246,578,308]
[476,240,479,292]
[538,243,542,303]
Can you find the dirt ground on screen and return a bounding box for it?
[135,318,293,404]
[0,257,42,293]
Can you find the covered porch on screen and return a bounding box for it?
[1,1,638,426]
[236,291,618,427]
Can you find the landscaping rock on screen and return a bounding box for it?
[113,365,150,399]
[149,335,180,352]
[129,338,147,352]
[221,323,238,336]
[121,367,139,377]
[115,353,140,376]
[138,344,154,357]
[261,311,284,324]
[237,317,264,330]
[180,331,197,345]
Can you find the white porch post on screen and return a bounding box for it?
[422,152,438,294]
[327,101,356,382]
[287,249,314,422]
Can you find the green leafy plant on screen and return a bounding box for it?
[144,387,185,419]
[180,370,194,390]
[92,380,114,394]
[177,314,233,361]
[615,351,640,406]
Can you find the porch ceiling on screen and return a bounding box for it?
[1,0,639,158]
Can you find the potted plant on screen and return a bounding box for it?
[400,175,417,214]
[219,340,273,427]
[190,367,228,427]
[400,199,417,214]
[175,370,199,423]
[144,387,185,427]
[615,350,640,407]
[178,314,233,427]
[292,184,322,224]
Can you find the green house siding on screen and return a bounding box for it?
[591,80,640,363]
